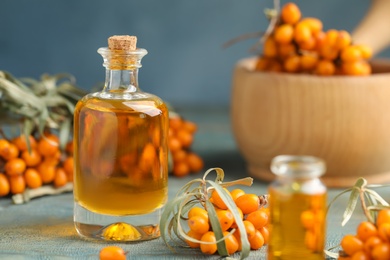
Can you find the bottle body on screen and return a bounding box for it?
[268,155,327,260]
[74,93,168,215]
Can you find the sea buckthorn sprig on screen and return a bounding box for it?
[0,133,74,199]
[160,168,269,259]
[255,2,373,76]
[325,178,390,259]
[168,114,204,177]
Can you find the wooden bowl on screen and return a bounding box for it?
[231,57,390,187]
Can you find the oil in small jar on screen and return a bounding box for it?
[268,155,327,260]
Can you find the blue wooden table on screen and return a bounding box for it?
[0,106,387,259]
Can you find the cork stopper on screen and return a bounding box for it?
[108,35,137,51]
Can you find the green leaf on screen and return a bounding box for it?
[58,118,71,150]
[206,180,250,259]
[205,199,228,256]
[342,178,367,226]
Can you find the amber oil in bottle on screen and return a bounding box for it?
[268,155,327,259]
[73,36,169,241]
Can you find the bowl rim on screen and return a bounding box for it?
[237,57,390,77]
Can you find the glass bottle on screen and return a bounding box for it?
[73,35,169,241]
[268,155,327,260]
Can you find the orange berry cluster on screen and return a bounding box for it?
[0,134,74,197]
[168,116,204,177]
[256,2,372,76]
[339,209,390,259]
[185,188,269,256]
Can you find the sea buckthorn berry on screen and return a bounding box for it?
[216,210,235,231]
[188,215,210,235]
[274,24,294,44]
[185,230,203,248]
[5,158,26,176]
[357,221,378,242]
[267,59,283,72]
[24,168,42,189]
[200,231,218,255]
[341,46,363,62]
[294,22,312,43]
[255,56,270,71]
[300,53,319,71]
[235,194,260,214]
[319,45,339,61]
[172,149,187,163]
[335,30,352,50]
[172,161,190,177]
[324,29,340,46]
[37,134,59,158]
[210,188,231,210]
[281,2,301,25]
[183,120,197,134]
[9,174,25,194]
[21,149,42,167]
[315,59,336,76]
[54,168,68,188]
[230,189,245,202]
[240,220,256,240]
[0,173,10,197]
[176,129,193,149]
[341,235,364,256]
[99,246,126,260]
[248,230,265,250]
[363,236,382,255]
[0,139,11,158]
[378,223,390,242]
[169,117,183,131]
[278,43,296,59]
[263,37,278,58]
[315,31,327,50]
[300,17,323,35]
[356,45,373,60]
[223,231,239,255]
[283,55,301,73]
[299,37,316,51]
[168,137,182,153]
[186,152,204,173]
[12,135,37,152]
[342,61,371,76]
[188,206,209,221]
[246,209,269,229]
[259,226,270,245]
[63,157,74,181]
[371,243,390,260]
[37,162,56,184]
[2,143,19,161]
[376,209,390,227]
[351,250,370,260]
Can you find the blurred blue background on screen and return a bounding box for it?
[1,0,389,107]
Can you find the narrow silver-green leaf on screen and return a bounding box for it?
[207,180,250,259]
[342,178,367,226]
[205,199,228,256]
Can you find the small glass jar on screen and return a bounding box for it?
[268,155,327,260]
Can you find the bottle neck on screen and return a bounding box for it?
[97,47,147,93]
[103,69,139,92]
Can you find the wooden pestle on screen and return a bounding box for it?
[352,0,390,56]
